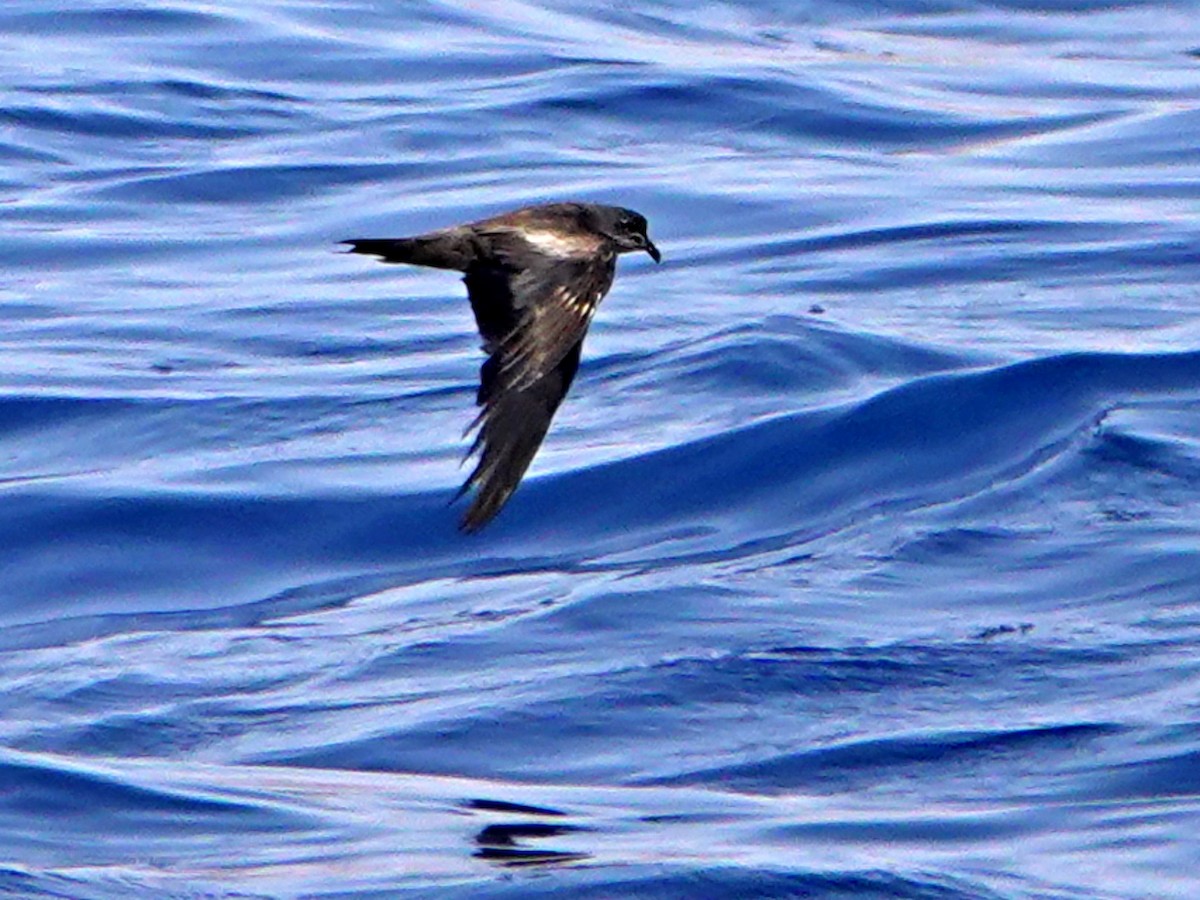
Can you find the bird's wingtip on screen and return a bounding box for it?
[457,499,491,534]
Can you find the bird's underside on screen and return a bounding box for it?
[342,203,658,531]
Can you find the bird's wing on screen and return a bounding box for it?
[469,228,615,387]
[457,342,583,532]
[455,231,616,530]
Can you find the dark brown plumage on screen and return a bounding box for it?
[342,202,660,532]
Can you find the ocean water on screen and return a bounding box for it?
[3,1,1200,897]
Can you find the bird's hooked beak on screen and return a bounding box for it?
[645,239,661,263]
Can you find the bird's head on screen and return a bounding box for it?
[592,205,661,263]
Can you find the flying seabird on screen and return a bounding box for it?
[342,202,661,532]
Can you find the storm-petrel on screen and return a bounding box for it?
[342,202,661,532]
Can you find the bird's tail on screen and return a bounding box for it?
[340,232,476,271]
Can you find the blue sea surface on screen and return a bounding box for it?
[4,1,1200,897]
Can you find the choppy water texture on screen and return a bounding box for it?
[3,1,1200,897]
